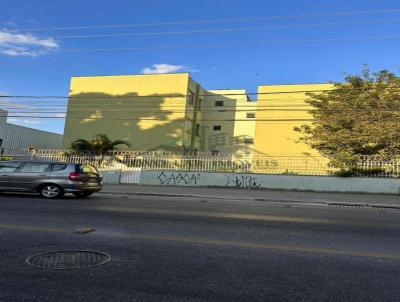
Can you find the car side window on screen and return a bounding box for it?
[51,164,68,172]
[0,162,20,172]
[20,163,50,173]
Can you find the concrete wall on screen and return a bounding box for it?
[101,170,400,195]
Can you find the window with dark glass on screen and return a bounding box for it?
[246,112,256,118]
[187,91,195,106]
[213,125,222,131]
[195,124,200,136]
[215,101,224,107]
[211,150,220,156]
[51,164,68,172]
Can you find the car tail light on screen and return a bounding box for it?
[69,172,81,181]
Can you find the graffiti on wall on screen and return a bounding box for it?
[156,171,201,185]
[224,174,261,189]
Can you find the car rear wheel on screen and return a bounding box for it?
[39,184,64,199]
[73,191,94,198]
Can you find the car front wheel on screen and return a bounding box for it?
[73,191,94,198]
[39,184,64,199]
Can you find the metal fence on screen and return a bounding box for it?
[3,150,400,178]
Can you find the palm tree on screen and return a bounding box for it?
[70,134,131,155]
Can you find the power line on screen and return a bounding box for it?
[58,34,400,53]
[12,9,400,31]
[0,105,311,110]
[0,96,323,102]
[4,109,400,114]
[0,100,315,106]
[5,117,399,125]
[1,86,399,99]
[2,103,398,110]
[47,18,400,39]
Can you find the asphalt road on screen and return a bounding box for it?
[0,191,399,302]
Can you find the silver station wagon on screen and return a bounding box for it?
[0,161,103,198]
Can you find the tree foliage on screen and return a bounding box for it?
[294,69,400,168]
[70,134,130,155]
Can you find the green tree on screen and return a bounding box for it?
[294,69,400,170]
[70,134,130,155]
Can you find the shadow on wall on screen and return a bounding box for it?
[63,92,187,152]
[201,91,238,155]
[201,90,258,159]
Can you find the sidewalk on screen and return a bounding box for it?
[100,184,400,208]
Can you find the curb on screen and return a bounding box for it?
[97,191,339,206]
[97,191,400,209]
[98,191,255,201]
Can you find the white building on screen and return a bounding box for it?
[0,109,62,152]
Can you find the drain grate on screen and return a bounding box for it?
[26,251,111,269]
[327,202,400,210]
[328,202,367,208]
[370,205,400,210]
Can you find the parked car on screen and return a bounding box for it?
[0,161,103,198]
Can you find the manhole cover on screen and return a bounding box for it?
[26,251,111,269]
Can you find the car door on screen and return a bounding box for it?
[0,162,21,189]
[9,162,51,191]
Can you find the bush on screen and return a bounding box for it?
[332,169,357,177]
[354,167,386,176]
[0,156,12,161]
[332,167,386,177]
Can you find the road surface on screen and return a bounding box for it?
[0,190,399,301]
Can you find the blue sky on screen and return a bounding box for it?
[0,0,399,134]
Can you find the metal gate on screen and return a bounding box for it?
[120,168,141,184]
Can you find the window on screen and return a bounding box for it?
[51,164,67,172]
[195,124,200,136]
[246,112,256,118]
[215,101,224,107]
[244,138,254,144]
[20,163,50,173]
[187,91,195,106]
[198,99,202,111]
[213,125,222,131]
[186,121,192,134]
[0,162,20,172]
[211,150,220,156]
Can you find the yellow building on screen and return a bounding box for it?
[253,83,334,157]
[64,73,197,151]
[63,73,256,156]
[63,73,336,160]
[201,89,256,158]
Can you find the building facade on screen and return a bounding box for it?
[63,73,337,159]
[63,73,194,152]
[200,89,256,159]
[253,83,334,157]
[0,110,63,152]
[63,73,256,156]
